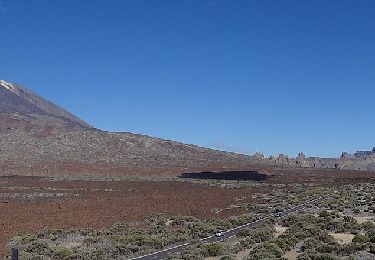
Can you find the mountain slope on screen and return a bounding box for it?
[0,80,268,177]
[0,129,268,176]
[2,79,372,177]
[0,80,91,132]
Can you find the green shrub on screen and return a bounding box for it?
[201,243,224,257]
[352,233,369,244]
[52,246,73,260]
[297,250,339,260]
[247,242,283,259]
[25,240,51,256]
[219,255,235,260]
[369,243,375,254]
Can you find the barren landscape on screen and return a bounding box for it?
[1,79,375,260]
[1,168,375,259]
[0,175,263,257]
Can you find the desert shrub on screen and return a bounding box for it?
[339,242,367,255]
[368,229,375,243]
[201,243,224,257]
[279,235,299,249]
[352,233,369,244]
[239,237,254,249]
[297,250,339,260]
[269,237,292,252]
[52,246,73,260]
[284,222,328,242]
[301,238,320,252]
[315,241,340,254]
[361,221,375,231]
[207,218,233,230]
[108,222,130,234]
[76,228,95,236]
[237,228,252,237]
[88,245,115,260]
[319,211,331,218]
[10,234,37,246]
[237,223,274,244]
[253,228,274,243]
[25,240,51,256]
[228,214,256,226]
[63,253,84,260]
[369,243,375,254]
[246,251,277,260]
[18,252,44,260]
[229,241,243,253]
[343,216,355,223]
[37,228,63,239]
[169,248,203,260]
[247,242,283,259]
[282,214,318,228]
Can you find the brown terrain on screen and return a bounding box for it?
[1,80,375,257]
[0,175,265,257]
[1,169,375,257]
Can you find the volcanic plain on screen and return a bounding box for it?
[1,168,375,258]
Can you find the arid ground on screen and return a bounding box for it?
[1,168,375,258]
[0,176,264,257]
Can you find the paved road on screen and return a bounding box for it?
[130,195,327,260]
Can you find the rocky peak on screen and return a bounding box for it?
[0,80,92,132]
[253,152,265,160]
[270,154,290,165]
[340,152,352,159]
[296,152,306,161]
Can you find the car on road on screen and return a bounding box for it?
[215,231,224,237]
[274,212,282,218]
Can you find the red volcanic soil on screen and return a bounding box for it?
[0,176,264,257]
[0,168,374,257]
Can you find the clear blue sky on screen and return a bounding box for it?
[1,0,374,157]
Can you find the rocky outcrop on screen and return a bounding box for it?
[295,152,310,167]
[340,152,352,159]
[253,152,265,160]
[353,147,375,158]
[354,151,372,157]
[270,154,290,165]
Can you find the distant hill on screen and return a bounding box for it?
[0,79,373,177]
[0,80,268,177]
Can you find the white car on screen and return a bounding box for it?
[215,232,224,237]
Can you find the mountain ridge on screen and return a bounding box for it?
[0,80,92,132]
[0,79,269,177]
[1,79,374,177]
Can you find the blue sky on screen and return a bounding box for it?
[1,0,374,157]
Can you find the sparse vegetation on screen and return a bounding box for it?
[3,178,375,259]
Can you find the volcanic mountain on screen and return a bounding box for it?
[0,80,91,133]
[0,80,268,177]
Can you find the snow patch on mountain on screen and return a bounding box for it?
[0,80,17,93]
[0,79,92,129]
